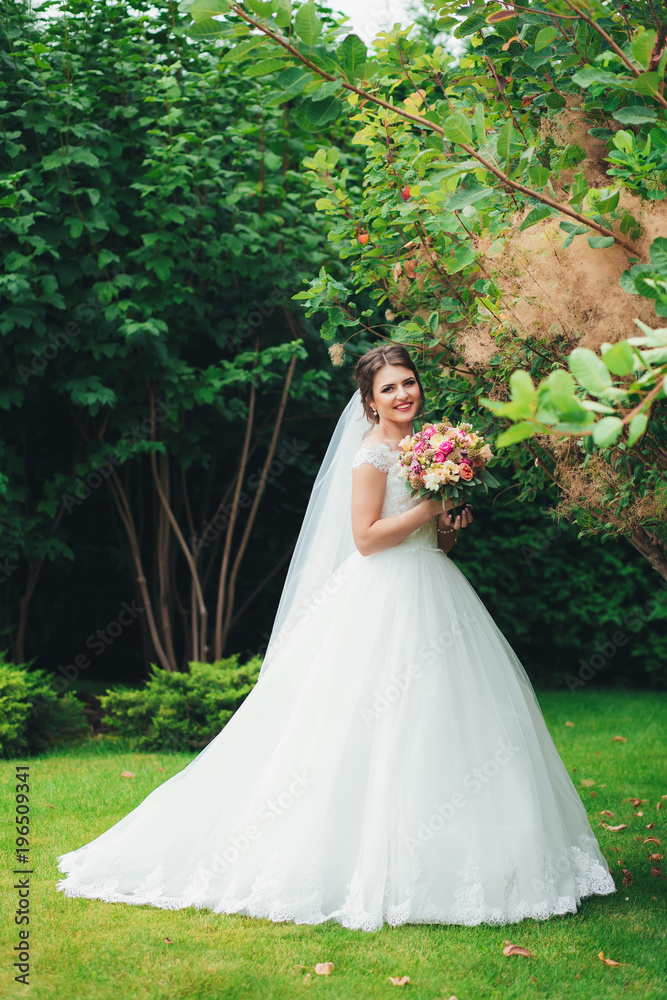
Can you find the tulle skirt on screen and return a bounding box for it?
[55,544,616,930]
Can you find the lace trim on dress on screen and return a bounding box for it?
[352,440,399,474]
[55,845,616,932]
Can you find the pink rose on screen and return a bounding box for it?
[434,441,454,461]
[458,463,473,481]
[423,426,437,439]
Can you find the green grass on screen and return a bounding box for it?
[1,689,665,1000]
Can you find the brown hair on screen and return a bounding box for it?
[353,345,425,425]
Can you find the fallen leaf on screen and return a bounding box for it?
[635,812,644,817]
[621,869,633,886]
[565,721,575,727]
[601,810,614,817]
[303,974,311,982]
[502,940,533,958]
[580,779,596,787]
[164,938,173,945]
[635,837,645,842]
[46,804,56,809]
[648,853,664,862]
[646,822,656,829]
[603,824,628,832]
[628,798,643,807]
[589,791,598,798]
[157,766,165,772]
[388,976,411,986]
[393,261,402,281]
[650,866,664,878]
[657,802,663,810]
[120,771,135,779]
[644,836,661,845]
[598,952,630,967]
[315,963,334,976]
[661,795,667,800]
[611,736,627,742]
[404,259,416,279]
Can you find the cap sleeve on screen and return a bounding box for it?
[351,442,396,473]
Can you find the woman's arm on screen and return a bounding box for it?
[351,464,453,556]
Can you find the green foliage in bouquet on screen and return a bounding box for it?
[0,653,89,758]
[99,654,263,752]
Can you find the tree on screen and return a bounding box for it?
[0,0,357,669]
[178,0,667,578]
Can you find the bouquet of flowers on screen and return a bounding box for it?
[397,420,499,506]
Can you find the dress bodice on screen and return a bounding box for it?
[351,440,438,552]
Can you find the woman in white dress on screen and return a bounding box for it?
[55,344,616,930]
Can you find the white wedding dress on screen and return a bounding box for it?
[56,439,616,930]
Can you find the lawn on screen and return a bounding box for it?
[1,688,665,1000]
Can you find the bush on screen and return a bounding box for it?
[99,654,262,752]
[0,654,89,758]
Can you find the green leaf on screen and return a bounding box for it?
[295,2,322,45]
[612,104,658,125]
[601,340,635,376]
[528,165,552,188]
[541,370,589,421]
[185,16,228,35]
[243,57,286,77]
[534,26,558,51]
[595,190,619,214]
[572,66,630,88]
[630,29,656,71]
[496,422,535,447]
[569,347,613,394]
[292,96,343,129]
[650,236,667,271]
[497,122,514,163]
[443,113,473,145]
[338,34,366,76]
[635,72,660,96]
[592,416,623,447]
[271,0,291,27]
[510,369,537,406]
[588,235,615,249]
[626,412,648,447]
[520,206,557,230]
[189,0,229,21]
[246,0,273,13]
[221,37,267,62]
[447,183,494,211]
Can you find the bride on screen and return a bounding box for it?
[56,344,616,930]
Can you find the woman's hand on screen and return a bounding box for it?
[423,496,456,517]
[438,503,474,531]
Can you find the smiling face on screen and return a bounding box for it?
[370,364,421,430]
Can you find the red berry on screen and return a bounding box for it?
[401,186,410,201]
